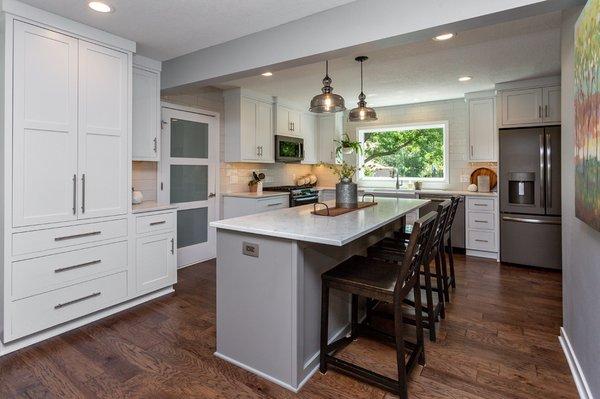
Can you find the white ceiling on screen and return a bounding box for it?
[18,0,357,61]
[219,11,562,108]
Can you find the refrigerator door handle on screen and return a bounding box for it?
[502,216,561,225]
[545,132,552,209]
[539,133,545,208]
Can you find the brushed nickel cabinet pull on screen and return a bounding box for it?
[54,231,101,241]
[267,203,283,206]
[54,292,101,309]
[474,220,488,223]
[72,174,77,215]
[473,203,486,207]
[153,137,158,153]
[475,239,489,243]
[170,238,175,254]
[545,105,548,118]
[55,259,101,273]
[150,220,166,226]
[81,174,86,213]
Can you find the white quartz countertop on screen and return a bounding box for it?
[210,197,429,246]
[317,186,498,197]
[132,201,178,214]
[221,191,289,199]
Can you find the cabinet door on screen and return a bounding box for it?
[240,97,258,160]
[132,66,160,161]
[469,98,496,161]
[12,21,79,227]
[78,40,129,219]
[501,88,543,126]
[256,101,273,162]
[543,86,561,124]
[301,113,317,164]
[136,233,176,294]
[275,105,290,134]
[288,109,301,134]
[317,115,336,163]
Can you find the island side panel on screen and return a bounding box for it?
[215,229,295,387]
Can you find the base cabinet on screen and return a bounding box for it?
[465,196,499,260]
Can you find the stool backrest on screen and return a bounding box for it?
[444,196,461,236]
[395,211,437,297]
[429,199,452,257]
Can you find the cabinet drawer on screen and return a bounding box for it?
[467,212,495,230]
[256,196,288,212]
[466,197,495,212]
[467,230,497,251]
[136,211,176,235]
[8,271,127,341]
[11,241,128,300]
[13,219,128,256]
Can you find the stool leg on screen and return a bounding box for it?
[413,279,426,366]
[351,294,358,339]
[447,236,456,289]
[434,253,446,319]
[393,300,409,399]
[440,243,451,302]
[422,260,437,341]
[320,281,330,374]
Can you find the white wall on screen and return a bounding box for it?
[560,6,599,397]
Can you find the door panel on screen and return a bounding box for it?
[499,128,545,215]
[240,98,257,160]
[78,40,128,219]
[469,98,495,161]
[502,88,543,126]
[132,67,160,160]
[136,233,176,294]
[545,127,561,215]
[256,101,273,161]
[12,21,79,227]
[543,86,561,123]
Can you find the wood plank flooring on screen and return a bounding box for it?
[0,255,577,398]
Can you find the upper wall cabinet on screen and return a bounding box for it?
[133,56,161,161]
[467,93,497,162]
[224,89,274,163]
[499,83,561,128]
[275,104,301,136]
[301,112,318,164]
[12,21,129,226]
[317,113,343,164]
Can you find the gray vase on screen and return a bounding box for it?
[336,177,358,208]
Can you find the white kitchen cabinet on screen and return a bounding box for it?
[132,56,161,161]
[301,112,318,164]
[499,84,561,127]
[224,89,274,163]
[12,21,79,227]
[468,96,496,161]
[223,194,289,218]
[275,104,301,135]
[317,113,343,164]
[465,196,499,260]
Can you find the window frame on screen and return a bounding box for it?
[357,121,450,185]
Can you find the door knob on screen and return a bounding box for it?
[208,193,216,198]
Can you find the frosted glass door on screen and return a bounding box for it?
[161,107,218,267]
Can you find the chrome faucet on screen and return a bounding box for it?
[395,168,401,190]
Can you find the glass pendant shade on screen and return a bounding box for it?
[348,56,377,122]
[309,61,346,113]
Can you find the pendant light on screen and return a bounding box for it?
[348,56,377,122]
[309,60,346,113]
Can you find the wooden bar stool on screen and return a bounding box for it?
[319,212,437,399]
[367,200,452,341]
[440,196,460,300]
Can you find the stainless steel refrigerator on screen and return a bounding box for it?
[499,127,561,269]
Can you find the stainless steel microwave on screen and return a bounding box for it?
[275,135,304,163]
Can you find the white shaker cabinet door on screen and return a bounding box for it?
[12,21,79,227]
[136,233,177,294]
[132,66,160,161]
[78,40,129,219]
[256,101,273,162]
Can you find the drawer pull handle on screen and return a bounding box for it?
[171,238,175,254]
[267,203,283,207]
[150,221,166,226]
[54,231,101,241]
[475,239,489,243]
[55,259,101,273]
[54,292,101,309]
[473,203,487,207]
[474,220,488,223]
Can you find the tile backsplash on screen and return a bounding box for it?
[132,161,158,202]
[222,162,314,193]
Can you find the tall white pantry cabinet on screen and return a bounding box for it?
[0,2,175,356]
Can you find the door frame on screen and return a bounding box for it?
[158,102,220,268]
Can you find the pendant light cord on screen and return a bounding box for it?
[360,59,364,93]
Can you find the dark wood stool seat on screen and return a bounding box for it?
[320,212,438,399]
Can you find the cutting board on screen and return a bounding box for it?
[470,167,497,189]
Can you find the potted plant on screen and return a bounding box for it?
[335,133,363,156]
[322,161,359,208]
[248,172,265,193]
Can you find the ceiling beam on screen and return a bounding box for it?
[161,0,584,91]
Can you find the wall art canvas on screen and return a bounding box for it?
[575,0,600,231]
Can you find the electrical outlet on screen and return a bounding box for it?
[460,174,470,183]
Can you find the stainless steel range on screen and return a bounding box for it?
[263,185,319,207]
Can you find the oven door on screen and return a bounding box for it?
[275,135,304,163]
[291,194,319,207]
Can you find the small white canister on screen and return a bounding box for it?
[477,175,490,193]
[132,189,143,204]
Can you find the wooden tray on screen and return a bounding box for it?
[470,167,497,189]
[311,201,377,217]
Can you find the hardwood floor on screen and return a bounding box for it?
[0,255,577,398]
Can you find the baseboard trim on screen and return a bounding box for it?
[559,327,594,399]
[466,249,498,261]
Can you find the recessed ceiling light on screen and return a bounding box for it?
[88,1,113,13]
[458,76,472,82]
[261,72,273,77]
[433,33,455,41]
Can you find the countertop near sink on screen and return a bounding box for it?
[221,191,289,199]
[132,201,178,214]
[316,186,498,197]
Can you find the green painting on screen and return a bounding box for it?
[575,0,600,231]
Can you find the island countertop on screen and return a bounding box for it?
[210,197,428,246]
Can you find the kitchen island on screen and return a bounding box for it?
[210,197,429,392]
